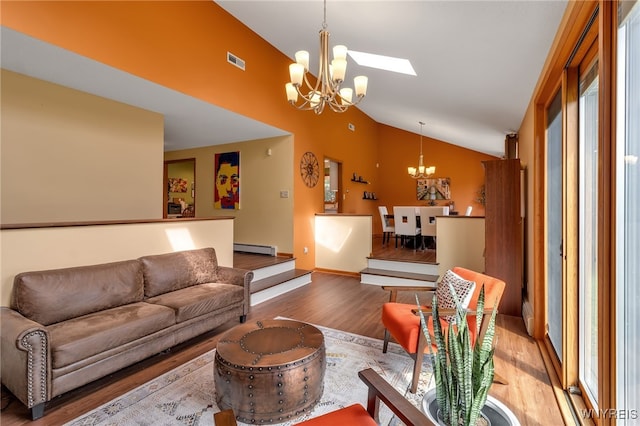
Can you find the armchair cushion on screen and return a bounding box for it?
[435,269,476,322]
[294,404,378,426]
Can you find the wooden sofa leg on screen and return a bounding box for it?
[31,403,45,420]
[240,314,247,323]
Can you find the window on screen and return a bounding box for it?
[616,1,640,421]
[578,56,599,407]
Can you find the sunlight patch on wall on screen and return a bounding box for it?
[315,220,352,253]
[165,228,196,251]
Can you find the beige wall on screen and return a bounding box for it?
[164,136,294,254]
[0,70,164,223]
[315,214,372,273]
[0,219,235,306]
[436,217,485,278]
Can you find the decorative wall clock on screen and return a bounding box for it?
[300,151,320,188]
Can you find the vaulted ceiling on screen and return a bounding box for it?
[1,1,568,156]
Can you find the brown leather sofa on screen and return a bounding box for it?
[0,247,253,420]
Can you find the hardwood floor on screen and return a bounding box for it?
[0,261,563,425]
[370,235,437,263]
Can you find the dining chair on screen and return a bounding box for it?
[393,206,421,250]
[381,267,506,393]
[377,206,395,246]
[213,368,432,426]
[180,205,195,217]
[418,206,449,250]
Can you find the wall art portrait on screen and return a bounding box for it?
[214,151,240,209]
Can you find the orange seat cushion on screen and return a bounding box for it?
[293,404,377,426]
[382,302,451,354]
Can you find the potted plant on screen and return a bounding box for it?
[416,284,497,426]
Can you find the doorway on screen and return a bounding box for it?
[164,158,196,218]
[323,158,342,213]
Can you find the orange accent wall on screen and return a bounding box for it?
[375,125,497,230]
[2,1,498,267]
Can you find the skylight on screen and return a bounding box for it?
[347,51,416,76]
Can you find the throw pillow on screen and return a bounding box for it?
[435,269,476,323]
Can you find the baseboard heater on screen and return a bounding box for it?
[233,243,276,256]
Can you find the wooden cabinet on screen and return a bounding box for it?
[483,159,523,317]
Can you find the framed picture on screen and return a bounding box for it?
[417,177,451,201]
[214,151,240,209]
[168,178,188,193]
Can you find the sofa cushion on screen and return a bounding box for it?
[140,248,219,298]
[146,283,243,323]
[47,302,175,369]
[12,260,144,326]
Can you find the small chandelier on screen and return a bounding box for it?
[408,121,436,179]
[285,0,368,114]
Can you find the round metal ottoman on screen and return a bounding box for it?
[214,319,326,424]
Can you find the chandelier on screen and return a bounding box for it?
[408,121,436,179]
[285,0,368,114]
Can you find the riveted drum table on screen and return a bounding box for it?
[214,319,326,424]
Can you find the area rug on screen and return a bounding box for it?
[65,321,433,426]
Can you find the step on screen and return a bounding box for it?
[360,267,439,288]
[367,258,439,275]
[250,258,296,281]
[250,269,313,306]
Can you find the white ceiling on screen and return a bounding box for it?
[1,1,567,156]
[217,0,568,156]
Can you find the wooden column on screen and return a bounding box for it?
[483,159,523,316]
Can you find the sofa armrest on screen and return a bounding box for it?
[0,307,51,411]
[217,267,254,315]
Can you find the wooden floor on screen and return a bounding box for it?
[370,235,437,263]
[0,247,564,425]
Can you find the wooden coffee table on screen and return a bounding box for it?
[214,319,325,424]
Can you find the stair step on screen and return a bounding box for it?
[360,267,439,288]
[360,267,439,282]
[366,258,439,275]
[250,269,312,294]
[250,269,313,306]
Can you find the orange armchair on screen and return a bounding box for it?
[381,267,506,393]
[213,368,433,426]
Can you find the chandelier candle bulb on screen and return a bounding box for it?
[289,63,304,86]
[354,76,368,97]
[333,45,348,60]
[331,58,347,82]
[340,88,353,104]
[295,50,310,71]
[310,91,321,108]
[286,83,298,102]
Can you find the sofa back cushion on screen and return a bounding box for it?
[140,248,219,298]
[12,260,144,326]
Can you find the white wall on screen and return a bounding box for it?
[0,218,234,306]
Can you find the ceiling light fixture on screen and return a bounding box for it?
[408,121,436,179]
[285,0,368,114]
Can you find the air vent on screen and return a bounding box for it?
[227,52,245,70]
